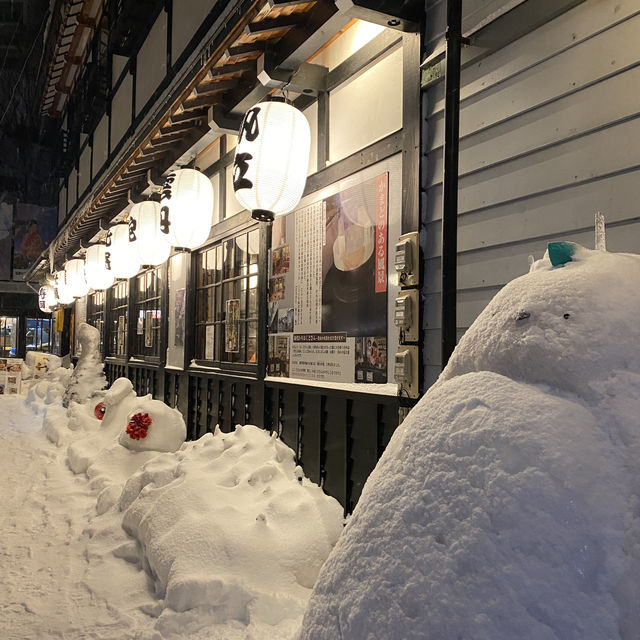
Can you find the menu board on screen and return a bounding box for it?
[0,358,23,395]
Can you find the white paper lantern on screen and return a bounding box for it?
[159,168,214,250]
[38,285,57,313]
[85,243,115,290]
[129,200,171,266]
[64,258,90,298]
[106,222,140,279]
[55,270,74,305]
[233,99,310,222]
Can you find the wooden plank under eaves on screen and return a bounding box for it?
[220,41,267,64]
[244,13,307,36]
[193,78,240,98]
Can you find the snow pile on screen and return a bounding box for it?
[27,372,344,638]
[299,245,640,640]
[118,425,344,637]
[117,398,186,453]
[63,323,107,406]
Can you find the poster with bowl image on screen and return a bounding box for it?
[267,161,397,387]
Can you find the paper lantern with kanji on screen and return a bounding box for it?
[106,222,140,279]
[84,243,115,291]
[38,285,57,313]
[64,258,90,298]
[55,269,74,305]
[232,99,310,222]
[129,200,171,266]
[159,168,214,250]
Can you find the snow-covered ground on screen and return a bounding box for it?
[1,373,342,639]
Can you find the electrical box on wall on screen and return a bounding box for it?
[394,231,419,287]
[394,289,419,343]
[394,345,419,398]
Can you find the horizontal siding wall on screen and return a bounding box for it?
[422,0,640,387]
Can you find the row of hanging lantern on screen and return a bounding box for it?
[42,97,310,310]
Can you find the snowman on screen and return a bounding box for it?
[298,241,640,640]
[63,322,107,407]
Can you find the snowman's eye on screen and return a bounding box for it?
[563,313,570,319]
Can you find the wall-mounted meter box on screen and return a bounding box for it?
[394,231,419,287]
[394,289,419,342]
[394,345,419,398]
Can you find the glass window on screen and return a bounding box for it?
[25,317,52,352]
[0,316,19,357]
[86,291,106,353]
[107,280,128,358]
[133,267,163,359]
[195,228,259,366]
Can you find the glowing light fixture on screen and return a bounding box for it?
[159,168,214,250]
[107,222,140,279]
[65,258,90,298]
[232,98,310,222]
[84,243,115,290]
[38,285,57,313]
[55,269,74,305]
[129,200,171,266]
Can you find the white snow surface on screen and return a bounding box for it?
[299,247,640,640]
[64,323,107,406]
[2,383,343,638]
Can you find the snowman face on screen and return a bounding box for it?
[443,249,640,396]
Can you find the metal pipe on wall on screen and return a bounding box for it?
[441,0,463,369]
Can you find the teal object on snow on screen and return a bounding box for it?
[548,241,579,267]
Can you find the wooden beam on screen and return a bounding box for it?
[193,78,240,97]
[206,59,256,80]
[221,41,267,63]
[244,13,306,35]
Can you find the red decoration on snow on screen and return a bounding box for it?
[94,402,106,420]
[126,412,152,440]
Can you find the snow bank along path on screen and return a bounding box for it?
[299,246,640,640]
[3,363,343,639]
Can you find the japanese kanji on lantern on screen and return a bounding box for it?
[106,222,140,279]
[233,98,310,222]
[64,257,90,298]
[84,243,115,291]
[54,269,74,305]
[159,168,214,251]
[129,200,171,266]
[38,284,57,313]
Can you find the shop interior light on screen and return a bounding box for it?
[129,200,171,266]
[55,269,74,305]
[65,257,90,298]
[38,284,57,313]
[84,243,115,290]
[159,168,214,250]
[107,222,140,279]
[233,98,310,222]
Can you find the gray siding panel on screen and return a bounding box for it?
[422,0,640,389]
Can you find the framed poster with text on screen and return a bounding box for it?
[266,154,401,389]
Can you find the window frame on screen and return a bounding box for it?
[106,280,129,360]
[131,265,165,362]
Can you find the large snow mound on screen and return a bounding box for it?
[120,424,344,636]
[299,246,640,640]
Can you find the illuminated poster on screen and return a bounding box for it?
[267,171,389,384]
[12,203,57,279]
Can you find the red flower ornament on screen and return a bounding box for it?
[94,402,106,420]
[126,412,153,440]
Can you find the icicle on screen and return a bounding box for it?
[595,211,607,251]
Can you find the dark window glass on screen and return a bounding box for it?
[133,267,163,359]
[107,280,128,357]
[195,229,259,366]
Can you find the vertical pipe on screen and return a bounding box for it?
[441,0,463,369]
